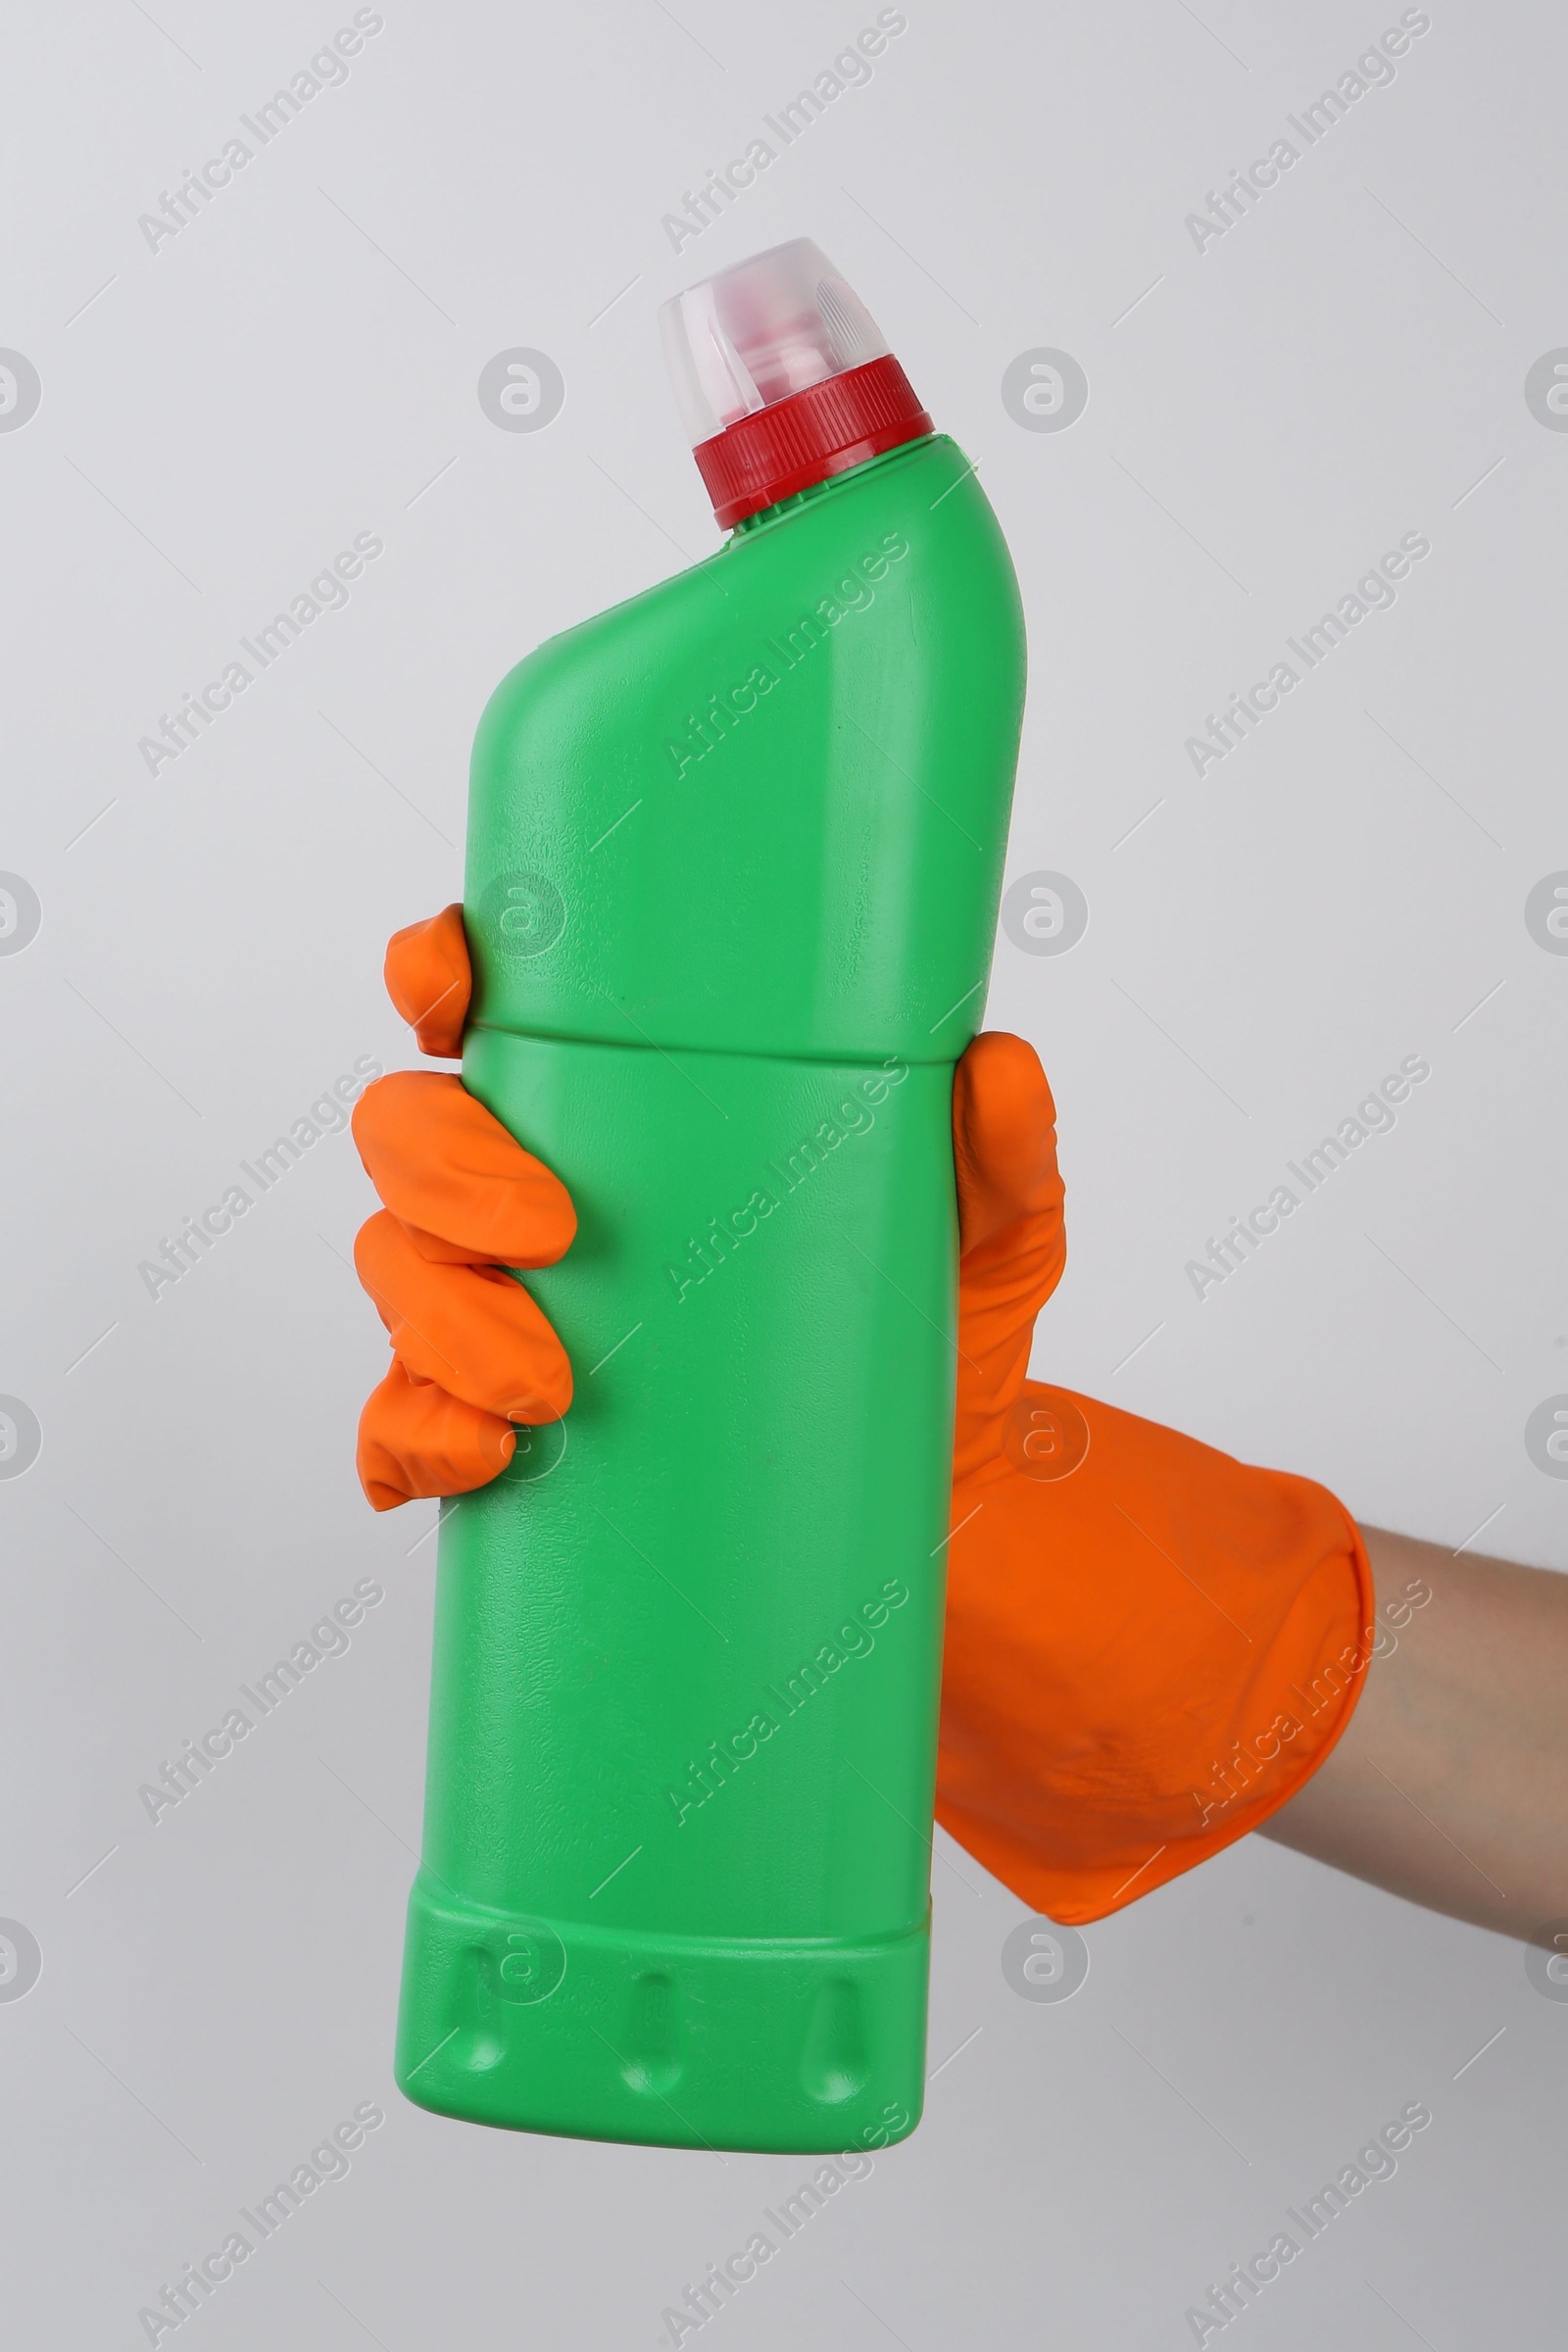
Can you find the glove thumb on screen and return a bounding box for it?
[952,1031,1066,1485]
[386,904,470,1056]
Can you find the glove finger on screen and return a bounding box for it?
[952,1032,1068,1486]
[357,1359,517,1511]
[352,1070,576,1267]
[355,1208,572,1422]
[385,904,470,1056]
[953,1030,1065,1252]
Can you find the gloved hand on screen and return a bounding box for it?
[352,906,574,1512]
[353,908,1372,1921]
[941,1036,1372,1920]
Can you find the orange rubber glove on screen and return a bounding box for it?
[352,906,574,1511]
[354,910,1373,1920]
[941,1034,1372,1921]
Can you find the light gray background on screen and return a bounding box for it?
[5,1,1565,2343]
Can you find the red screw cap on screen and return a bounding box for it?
[661,239,933,530]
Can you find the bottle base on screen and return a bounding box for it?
[395,1872,928,2153]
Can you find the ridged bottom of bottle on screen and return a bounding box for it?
[395,1871,928,2152]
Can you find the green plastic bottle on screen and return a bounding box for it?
[395,240,1025,2150]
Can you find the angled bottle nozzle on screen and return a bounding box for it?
[660,237,932,528]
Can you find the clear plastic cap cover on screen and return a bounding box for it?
[659,238,891,447]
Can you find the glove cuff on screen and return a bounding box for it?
[937,1390,1375,1922]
